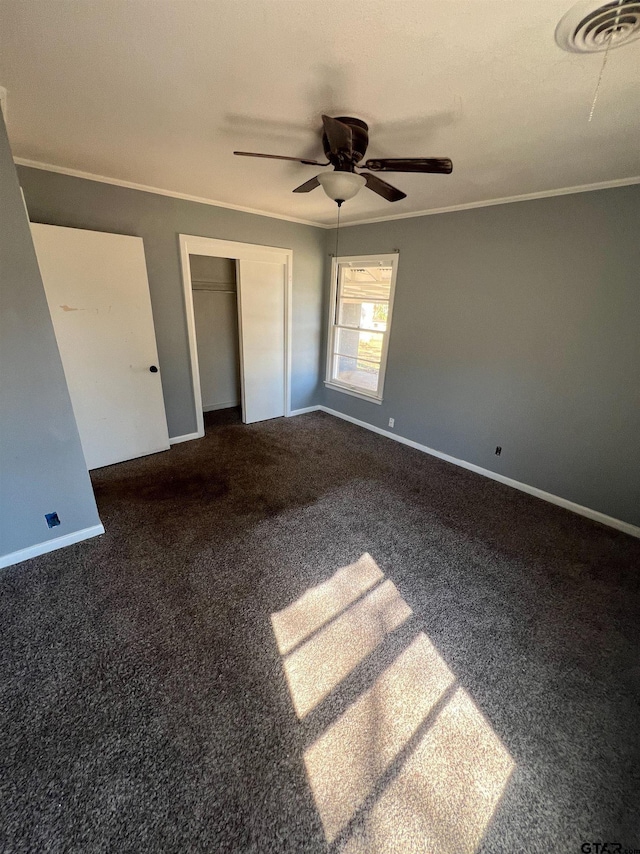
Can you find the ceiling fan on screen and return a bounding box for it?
[234,115,453,205]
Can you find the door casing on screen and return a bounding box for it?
[179,234,292,437]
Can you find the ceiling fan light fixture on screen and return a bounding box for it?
[317,171,366,203]
[235,114,452,204]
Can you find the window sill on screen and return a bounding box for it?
[324,381,383,405]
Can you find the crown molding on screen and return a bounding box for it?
[14,157,640,230]
[13,157,323,228]
[338,175,640,228]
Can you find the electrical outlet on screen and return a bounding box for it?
[495,446,502,456]
[45,512,60,528]
[388,418,395,428]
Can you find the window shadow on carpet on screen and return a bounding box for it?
[271,553,515,854]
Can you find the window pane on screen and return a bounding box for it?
[333,355,380,393]
[335,329,384,365]
[340,266,392,301]
[338,299,389,331]
[327,257,397,400]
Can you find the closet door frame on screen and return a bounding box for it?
[179,234,292,438]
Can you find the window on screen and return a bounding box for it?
[325,254,399,403]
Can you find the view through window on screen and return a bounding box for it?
[326,255,398,401]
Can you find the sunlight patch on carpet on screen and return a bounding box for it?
[274,576,411,719]
[271,553,384,656]
[271,554,514,853]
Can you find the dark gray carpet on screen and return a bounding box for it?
[1,409,639,853]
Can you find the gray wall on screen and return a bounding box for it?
[323,186,640,527]
[17,166,326,438]
[189,254,236,285]
[190,254,240,411]
[0,114,101,560]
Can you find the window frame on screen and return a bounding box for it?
[324,253,399,404]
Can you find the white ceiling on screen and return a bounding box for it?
[1,0,638,226]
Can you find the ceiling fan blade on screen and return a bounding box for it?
[364,157,453,174]
[292,175,321,193]
[234,151,327,166]
[362,173,406,202]
[321,115,353,157]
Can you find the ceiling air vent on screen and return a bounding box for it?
[556,0,640,51]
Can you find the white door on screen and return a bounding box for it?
[236,258,285,423]
[31,223,170,470]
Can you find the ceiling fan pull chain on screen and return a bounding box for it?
[588,30,613,122]
[333,202,342,322]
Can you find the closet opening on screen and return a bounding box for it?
[190,254,241,427]
[179,234,292,438]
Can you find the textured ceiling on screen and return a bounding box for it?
[1,0,639,226]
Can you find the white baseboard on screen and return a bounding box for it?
[288,406,321,417]
[169,431,203,445]
[0,524,106,570]
[318,406,640,539]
